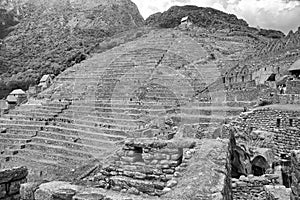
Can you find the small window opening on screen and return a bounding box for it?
[276,119,281,128]
[252,156,268,176]
[242,76,245,82]
[133,147,143,162]
[222,77,226,84]
[289,119,293,126]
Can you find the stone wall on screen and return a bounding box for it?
[0,167,28,200]
[264,185,291,200]
[230,107,300,156]
[226,88,259,102]
[232,175,271,200]
[286,80,300,95]
[232,174,290,200]
[94,139,195,196]
[279,94,300,105]
[291,150,300,200]
[20,138,233,200]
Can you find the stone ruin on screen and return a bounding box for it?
[0,167,28,200]
[0,27,300,200]
[93,138,193,196]
[224,105,300,199]
[0,138,232,200]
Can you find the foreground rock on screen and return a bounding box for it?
[0,166,28,199]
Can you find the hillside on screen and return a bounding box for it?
[0,2,295,100]
[0,0,144,98]
[0,28,252,181]
[1,3,300,199]
[145,5,285,39]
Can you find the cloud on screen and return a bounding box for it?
[171,0,191,3]
[131,0,300,34]
[225,0,300,33]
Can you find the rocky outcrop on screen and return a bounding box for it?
[0,0,144,98]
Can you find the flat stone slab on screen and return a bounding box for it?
[34,181,82,200]
[163,139,230,200]
[264,185,291,199]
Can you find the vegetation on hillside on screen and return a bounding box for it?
[145,5,285,39]
[0,0,144,99]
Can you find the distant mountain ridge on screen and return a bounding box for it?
[0,0,144,39]
[145,5,285,39]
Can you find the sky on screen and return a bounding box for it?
[131,0,300,34]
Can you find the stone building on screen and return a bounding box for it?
[38,74,53,90]
[6,95,17,109]
[7,89,27,104]
[179,16,193,29]
[252,65,281,87]
[0,99,8,115]
[28,85,42,97]
[284,58,300,95]
[289,58,300,78]
[222,65,255,90]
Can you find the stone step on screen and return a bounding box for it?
[0,118,46,126]
[15,109,60,115]
[0,155,70,181]
[25,143,94,160]
[37,131,115,147]
[0,137,31,144]
[44,125,126,141]
[57,114,143,125]
[36,106,64,112]
[59,110,231,125]
[110,176,165,195]
[42,101,70,106]
[1,114,38,121]
[0,123,42,131]
[68,104,243,112]
[0,142,23,151]
[54,117,143,130]
[0,132,34,140]
[5,148,88,167]
[2,128,37,136]
[52,121,137,133]
[30,137,108,155]
[72,101,217,107]
[8,111,56,118]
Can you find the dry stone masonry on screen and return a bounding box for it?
[232,175,281,200]
[291,150,300,200]
[18,138,232,200]
[230,106,300,156]
[93,138,195,196]
[0,167,28,200]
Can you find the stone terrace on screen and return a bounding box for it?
[1,29,245,181]
[230,104,300,156]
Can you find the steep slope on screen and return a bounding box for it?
[0,8,18,39]
[146,5,284,39]
[0,28,254,180]
[0,0,144,98]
